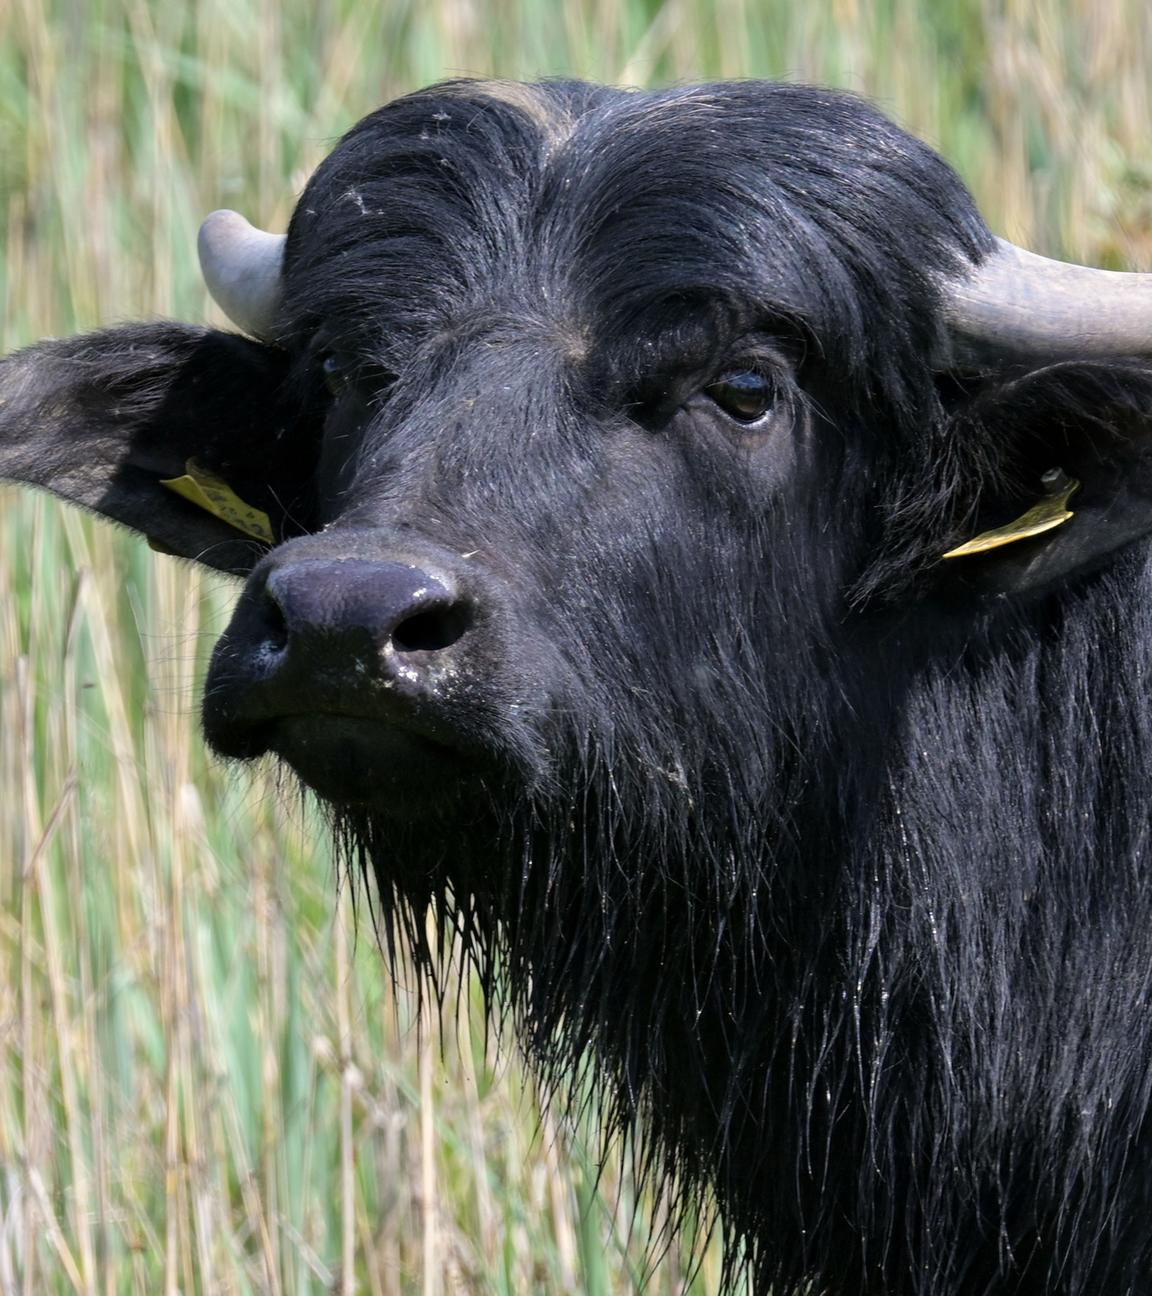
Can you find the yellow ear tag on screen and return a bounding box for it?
[160,459,274,544]
[942,470,1079,560]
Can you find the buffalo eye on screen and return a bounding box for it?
[704,370,778,424]
[321,352,355,397]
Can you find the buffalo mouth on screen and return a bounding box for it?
[266,714,489,812]
[203,696,514,816]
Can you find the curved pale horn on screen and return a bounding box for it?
[941,238,1152,369]
[197,210,285,341]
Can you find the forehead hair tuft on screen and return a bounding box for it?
[441,78,582,159]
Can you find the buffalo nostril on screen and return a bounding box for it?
[391,603,471,654]
[260,591,290,656]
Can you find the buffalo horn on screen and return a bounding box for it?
[197,210,285,341]
[942,237,1152,368]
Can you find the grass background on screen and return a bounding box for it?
[0,0,1149,1291]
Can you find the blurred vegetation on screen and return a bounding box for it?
[0,0,1149,1291]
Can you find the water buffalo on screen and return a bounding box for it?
[4,79,1152,1294]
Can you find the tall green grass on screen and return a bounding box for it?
[0,0,1149,1290]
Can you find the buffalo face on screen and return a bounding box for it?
[192,82,923,823]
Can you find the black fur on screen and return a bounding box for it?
[5,80,1152,1295]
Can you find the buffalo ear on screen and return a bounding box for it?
[940,363,1152,598]
[0,322,318,575]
